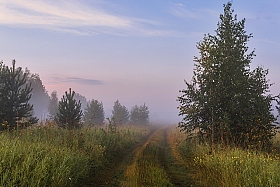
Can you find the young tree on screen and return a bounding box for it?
[130,104,149,125]
[0,60,38,129]
[47,91,59,120]
[57,88,83,129]
[112,100,129,125]
[27,73,50,120]
[178,2,276,149]
[84,99,105,126]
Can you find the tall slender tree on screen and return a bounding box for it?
[178,2,276,148]
[0,60,38,129]
[57,88,82,129]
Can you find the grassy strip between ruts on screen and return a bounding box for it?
[0,124,150,187]
[121,127,173,187]
[165,126,195,186]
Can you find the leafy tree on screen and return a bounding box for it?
[0,60,38,129]
[27,73,50,120]
[112,100,129,125]
[47,91,59,120]
[84,99,105,126]
[57,88,82,129]
[178,2,276,149]
[130,104,149,125]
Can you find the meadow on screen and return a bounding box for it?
[0,123,150,187]
[175,129,280,187]
[2,124,280,187]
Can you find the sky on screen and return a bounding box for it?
[0,0,280,123]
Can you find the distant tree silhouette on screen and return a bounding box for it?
[48,91,59,120]
[74,93,88,112]
[27,73,49,120]
[0,60,38,130]
[130,104,149,125]
[112,100,129,125]
[57,88,82,129]
[84,99,105,126]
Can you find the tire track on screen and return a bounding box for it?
[87,127,158,187]
[163,126,195,187]
[87,126,194,187]
[121,127,165,186]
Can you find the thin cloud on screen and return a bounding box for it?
[169,3,220,21]
[169,3,199,19]
[0,0,179,36]
[0,0,131,27]
[51,76,103,85]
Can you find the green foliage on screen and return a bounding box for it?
[178,2,276,149]
[84,99,105,126]
[107,117,117,133]
[112,100,129,125]
[57,88,83,129]
[130,104,149,125]
[0,60,38,129]
[48,91,59,120]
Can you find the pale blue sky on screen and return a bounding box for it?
[0,0,280,123]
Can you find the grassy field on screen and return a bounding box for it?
[176,129,280,187]
[0,124,150,187]
[2,124,280,187]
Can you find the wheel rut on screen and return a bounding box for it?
[86,126,194,187]
[86,127,158,187]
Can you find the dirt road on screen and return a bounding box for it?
[87,126,194,187]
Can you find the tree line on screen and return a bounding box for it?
[48,89,149,128]
[0,61,149,130]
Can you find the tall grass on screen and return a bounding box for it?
[0,124,149,187]
[179,132,280,187]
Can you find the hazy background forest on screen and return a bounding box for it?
[1,0,280,124]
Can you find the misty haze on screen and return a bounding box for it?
[1,1,280,186]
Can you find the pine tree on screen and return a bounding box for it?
[0,60,38,129]
[57,88,82,129]
[112,100,129,125]
[178,2,276,149]
[84,99,105,126]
